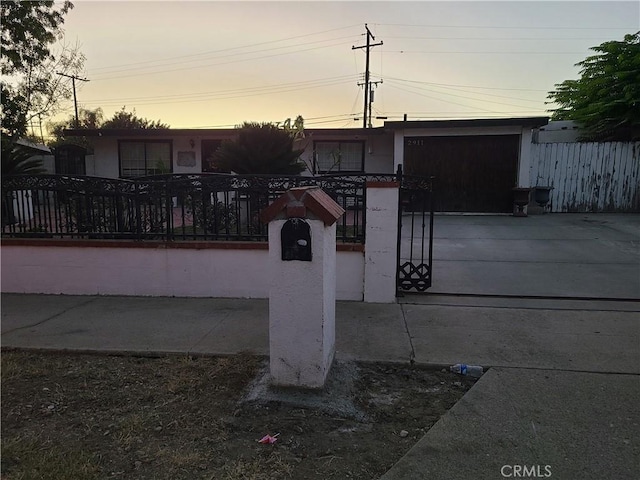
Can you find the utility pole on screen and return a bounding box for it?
[56,72,89,127]
[368,80,383,128]
[352,24,382,128]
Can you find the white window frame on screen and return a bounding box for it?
[118,140,172,178]
[313,140,364,174]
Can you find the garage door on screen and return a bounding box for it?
[404,135,520,213]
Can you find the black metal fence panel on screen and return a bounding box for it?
[396,166,435,293]
[2,174,366,243]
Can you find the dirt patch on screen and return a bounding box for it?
[1,351,476,480]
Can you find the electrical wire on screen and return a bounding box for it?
[385,77,544,104]
[371,74,548,92]
[90,24,362,73]
[385,82,500,113]
[386,79,543,111]
[383,50,584,54]
[91,39,359,82]
[87,75,359,104]
[373,23,636,30]
[83,77,357,107]
[90,35,359,79]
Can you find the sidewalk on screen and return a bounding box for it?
[2,293,639,479]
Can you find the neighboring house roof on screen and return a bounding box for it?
[15,138,52,154]
[62,128,237,137]
[383,117,549,129]
[535,120,580,143]
[61,127,387,137]
[63,118,548,138]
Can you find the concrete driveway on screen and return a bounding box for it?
[400,213,640,299]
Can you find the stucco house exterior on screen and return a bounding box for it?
[63,116,548,213]
[61,127,395,178]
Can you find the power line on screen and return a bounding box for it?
[383,50,584,54]
[385,77,544,104]
[373,74,548,92]
[374,23,636,30]
[383,36,622,40]
[386,79,543,110]
[83,77,359,108]
[90,35,358,78]
[89,24,361,73]
[178,113,359,129]
[87,75,359,104]
[385,82,498,113]
[91,39,357,82]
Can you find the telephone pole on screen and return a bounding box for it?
[56,73,89,127]
[368,79,383,128]
[352,24,382,128]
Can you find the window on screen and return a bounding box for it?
[314,141,364,173]
[119,140,172,177]
[201,139,223,173]
[55,145,86,175]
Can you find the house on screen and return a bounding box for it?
[61,127,395,178]
[63,116,548,213]
[534,120,581,143]
[385,117,549,212]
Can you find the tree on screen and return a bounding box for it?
[1,1,83,140]
[1,137,46,175]
[547,32,640,141]
[48,107,169,150]
[47,107,104,149]
[212,122,305,174]
[101,106,170,129]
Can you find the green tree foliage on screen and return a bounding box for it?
[48,107,169,150]
[212,122,305,174]
[101,106,170,129]
[1,0,72,72]
[1,137,46,175]
[1,1,82,139]
[547,32,640,141]
[47,107,104,148]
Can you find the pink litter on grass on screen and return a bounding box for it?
[257,433,279,444]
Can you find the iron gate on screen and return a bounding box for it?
[396,165,434,294]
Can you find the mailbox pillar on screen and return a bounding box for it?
[261,186,345,389]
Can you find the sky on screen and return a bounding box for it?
[43,0,640,131]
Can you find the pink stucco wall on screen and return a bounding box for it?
[1,243,364,300]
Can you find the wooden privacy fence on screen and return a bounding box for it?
[529,142,640,212]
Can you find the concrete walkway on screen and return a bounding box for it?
[2,293,639,479]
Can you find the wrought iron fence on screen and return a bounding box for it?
[1,174,366,243]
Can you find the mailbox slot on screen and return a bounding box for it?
[281,218,312,261]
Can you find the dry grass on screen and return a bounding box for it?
[1,436,99,480]
[218,452,294,480]
[1,351,474,480]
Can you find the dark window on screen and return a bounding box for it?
[55,144,86,175]
[201,139,223,173]
[119,140,172,177]
[314,141,364,174]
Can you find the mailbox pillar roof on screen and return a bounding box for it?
[260,186,345,226]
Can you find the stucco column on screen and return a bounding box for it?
[261,186,345,389]
[518,127,533,188]
[364,181,400,303]
[393,129,405,173]
[268,219,336,388]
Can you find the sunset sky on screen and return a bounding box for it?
[46,0,639,131]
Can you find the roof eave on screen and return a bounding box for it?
[383,117,549,129]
